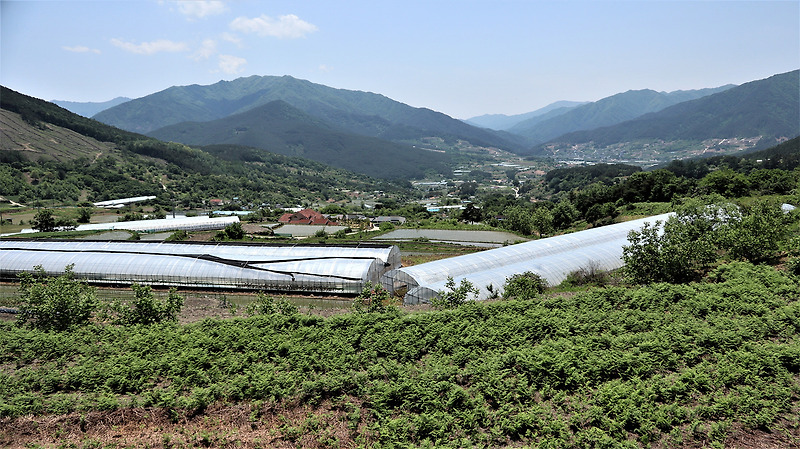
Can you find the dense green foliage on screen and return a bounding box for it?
[111,284,184,326]
[1,262,798,447]
[502,271,547,299]
[16,265,98,331]
[623,199,797,284]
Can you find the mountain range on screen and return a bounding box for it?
[530,70,799,159]
[508,85,736,146]
[147,99,451,179]
[27,69,800,169]
[93,75,525,152]
[464,101,588,130]
[0,86,410,205]
[52,97,131,118]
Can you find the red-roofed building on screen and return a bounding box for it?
[278,209,338,226]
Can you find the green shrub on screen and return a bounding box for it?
[16,265,98,331]
[246,293,298,316]
[502,271,547,299]
[115,284,184,325]
[224,221,245,240]
[431,277,479,309]
[352,282,394,313]
[562,263,610,287]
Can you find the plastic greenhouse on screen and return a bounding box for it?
[381,213,674,304]
[0,240,400,295]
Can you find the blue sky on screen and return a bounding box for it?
[1,0,798,119]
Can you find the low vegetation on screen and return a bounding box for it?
[1,261,798,447]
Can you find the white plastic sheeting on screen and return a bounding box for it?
[381,213,674,304]
[0,240,400,295]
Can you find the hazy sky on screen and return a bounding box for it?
[1,0,798,119]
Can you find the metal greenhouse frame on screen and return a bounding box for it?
[0,240,400,295]
[380,213,674,304]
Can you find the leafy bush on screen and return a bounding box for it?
[16,265,98,331]
[352,282,394,313]
[165,229,189,241]
[718,200,792,263]
[246,293,298,316]
[561,263,611,287]
[502,271,547,299]
[431,277,479,309]
[114,284,184,325]
[223,221,245,240]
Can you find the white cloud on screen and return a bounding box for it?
[192,39,217,61]
[318,64,332,73]
[63,45,101,54]
[177,1,227,19]
[111,38,189,55]
[221,32,242,46]
[229,14,318,39]
[218,54,246,74]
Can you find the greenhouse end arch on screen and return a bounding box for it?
[381,213,674,304]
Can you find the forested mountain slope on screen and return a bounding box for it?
[509,85,734,145]
[148,100,451,179]
[1,86,409,205]
[531,70,799,157]
[93,75,524,151]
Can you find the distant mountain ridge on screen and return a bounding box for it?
[509,85,736,146]
[148,100,451,179]
[531,70,799,155]
[464,101,588,130]
[93,75,524,151]
[52,97,131,118]
[1,86,410,204]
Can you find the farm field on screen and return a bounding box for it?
[373,228,526,246]
[1,261,798,448]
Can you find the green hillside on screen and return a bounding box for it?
[535,70,799,153]
[1,86,411,206]
[509,85,734,145]
[148,100,452,180]
[93,75,524,151]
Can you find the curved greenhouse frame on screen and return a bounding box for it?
[0,240,400,295]
[381,213,673,304]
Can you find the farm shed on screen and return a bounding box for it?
[0,240,400,295]
[381,213,674,304]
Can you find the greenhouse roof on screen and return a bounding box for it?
[381,213,674,304]
[0,240,400,295]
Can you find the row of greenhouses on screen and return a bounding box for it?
[380,213,674,304]
[0,240,400,295]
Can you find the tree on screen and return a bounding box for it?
[30,209,56,232]
[504,205,534,236]
[718,200,792,263]
[77,207,92,224]
[623,203,723,284]
[460,203,482,224]
[17,265,98,331]
[551,200,579,230]
[224,221,245,240]
[530,207,554,237]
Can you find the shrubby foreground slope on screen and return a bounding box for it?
[1,262,798,448]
